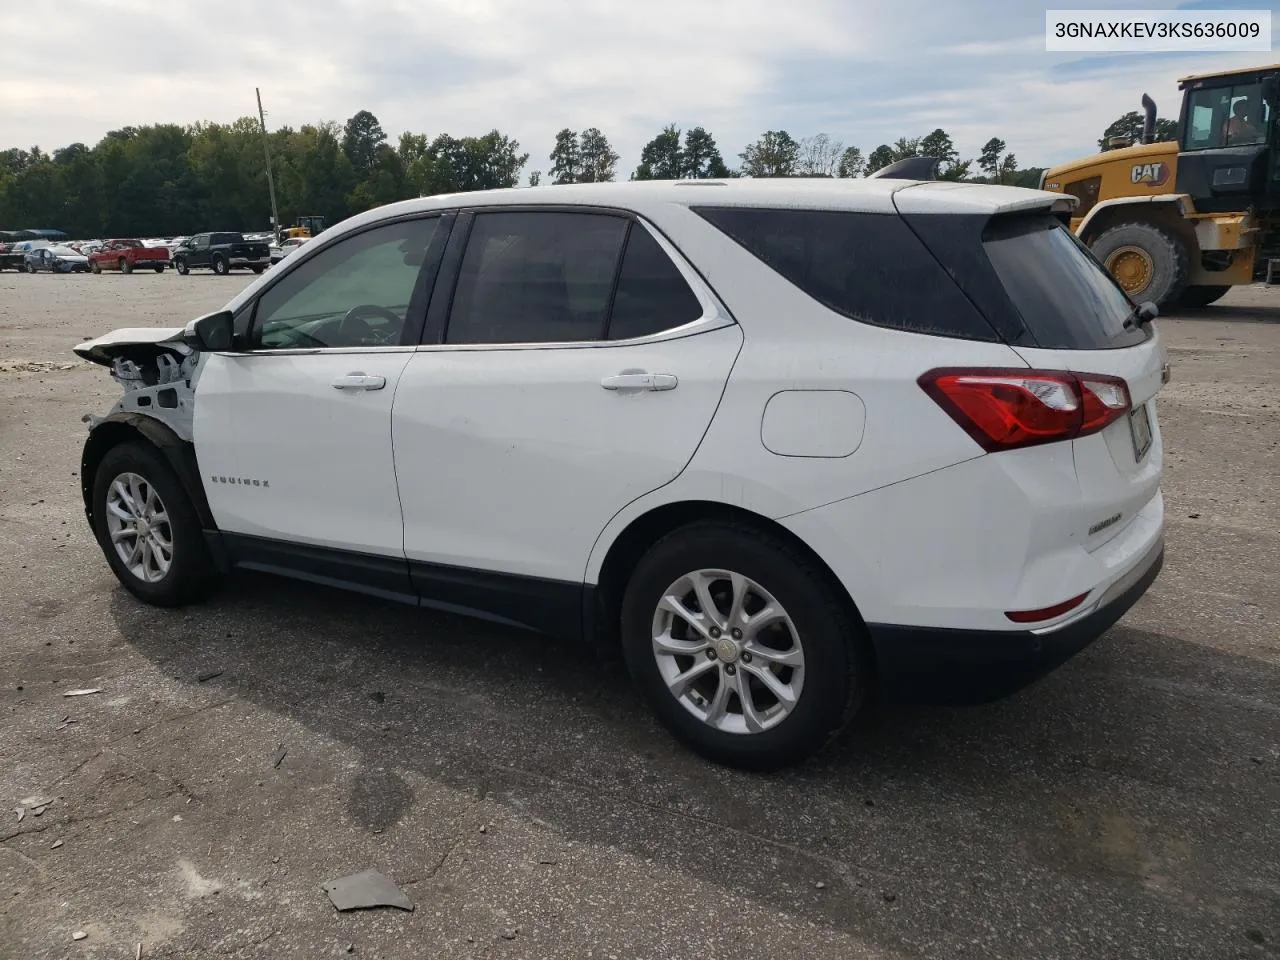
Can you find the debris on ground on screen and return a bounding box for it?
[501,928,520,940]
[20,796,54,817]
[63,688,101,697]
[72,931,87,941]
[196,671,223,683]
[13,807,24,823]
[322,870,414,912]
[273,746,287,769]
[51,839,64,849]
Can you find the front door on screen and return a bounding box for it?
[188,236,211,269]
[392,209,742,633]
[193,214,451,594]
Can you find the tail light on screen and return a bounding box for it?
[1005,591,1090,623]
[918,368,1131,452]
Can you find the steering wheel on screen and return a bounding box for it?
[340,304,403,345]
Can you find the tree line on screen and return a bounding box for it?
[0,108,1057,239]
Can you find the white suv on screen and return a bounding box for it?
[75,178,1166,770]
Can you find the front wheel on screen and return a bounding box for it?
[90,261,101,274]
[174,258,189,275]
[120,258,131,274]
[211,256,229,276]
[620,521,867,771]
[91,442,216,606]
[1090,221,1189,309]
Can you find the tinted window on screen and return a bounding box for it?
[211,233,245,245]
[446,211,628,344]
[607,225,704,340]
[692,207,999,341]
[250,217,440,349]
[1185,83,1270,150]
[981,214,1144,350]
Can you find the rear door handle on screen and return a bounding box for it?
[600,372,677,391]
[330,373,386,391]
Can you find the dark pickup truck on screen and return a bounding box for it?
[172,232,271,276]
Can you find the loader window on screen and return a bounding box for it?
[1185,83,1269,150]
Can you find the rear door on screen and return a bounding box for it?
[391,208,741,629]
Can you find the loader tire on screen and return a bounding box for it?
[1090,221,1190,310]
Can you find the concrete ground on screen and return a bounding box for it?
[0,270,1277,960]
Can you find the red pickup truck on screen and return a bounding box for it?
[89,239,169,274]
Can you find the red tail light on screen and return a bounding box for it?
[1005,591,1090,623]
[918,368,1130,452]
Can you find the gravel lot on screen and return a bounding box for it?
[1,271,1277,960]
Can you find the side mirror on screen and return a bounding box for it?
[1138,301,1158,323]
[184,310,234,351]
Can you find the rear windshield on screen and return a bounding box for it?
[981,214,1144,349]
[211,233,246,245]
[691,206,1000,341]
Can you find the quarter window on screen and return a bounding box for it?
[607,225,705,340]
[248,217,441,350]
[445,211,628,344]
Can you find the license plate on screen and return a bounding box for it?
[1129,404,1152,461]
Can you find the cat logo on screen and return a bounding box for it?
[1130,162,1169,187]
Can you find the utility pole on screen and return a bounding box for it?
[256,87,282,243]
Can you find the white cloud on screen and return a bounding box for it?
[3,0,1278,177]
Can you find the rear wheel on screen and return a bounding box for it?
[211,256,229,276]
[1090,221,1189,310]
[91,442,215,606]
[620,521,867,771]
[250,265,264,274]
[1176,284,1230,308]
[153,264,165,273]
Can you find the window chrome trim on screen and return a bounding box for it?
[213,345,418,358]
[425,213,737,352]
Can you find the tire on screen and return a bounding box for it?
[153,264,165,273]
[620,520,867,771]
[1175,284,1230,308]
[250,265,264,274]
[90,261,101,274]
[211,256,229,276]
[1089,221,1190,309]
[120,258,131,274]
[90,442,215,607]
[174,258,189,275]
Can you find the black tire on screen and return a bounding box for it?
[1089,221,1190,309]
[90,261,101,274]
[174,258,189,275]
[153,264,165,273]
[250,265,265,274]
[620,521,867,771]
[211,255,229,276]
[120,258,131,274]
[1175,284,1230,308]
[90,442,215,607]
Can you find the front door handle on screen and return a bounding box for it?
[331,373,386,391]
[601,372,678,392]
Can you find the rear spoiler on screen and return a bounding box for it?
[868,156,940,181]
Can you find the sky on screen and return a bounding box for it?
[2,0,1279,180]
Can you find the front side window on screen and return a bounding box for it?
[446,211,628,344]
[248,217,441,350]
[1185,83,1270,149]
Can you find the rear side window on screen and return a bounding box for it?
[691,207,999,341]
[607,225,704,340]
[211,233,244,245]
[981,214,1146,349]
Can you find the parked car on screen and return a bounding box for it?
[89,238,170,274]
[269,235,309,264]
[72,179,1166,770]
[0,242,26,271]
[26,244,90,273]
[171,232,271,275]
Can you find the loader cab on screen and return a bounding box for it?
[1176,66,1280,213]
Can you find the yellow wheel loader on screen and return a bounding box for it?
[1038,63,1280,309]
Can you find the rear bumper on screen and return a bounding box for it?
[230,257,269,267]
[868,535,1164,706]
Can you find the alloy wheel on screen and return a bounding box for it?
[104,472,173,583]
[651,569,805,734]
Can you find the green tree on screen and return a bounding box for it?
[918,128,970,180]
[549,129,581,184]
[866,144,896,173]
[1098,111,1177,150]
[978,137,1006,179]
[836,145,865,178]
[578,128,618,182]
[739,130,799,177]
[342,110,388,172]
[681,127,729,178]
[633,124,682,180]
